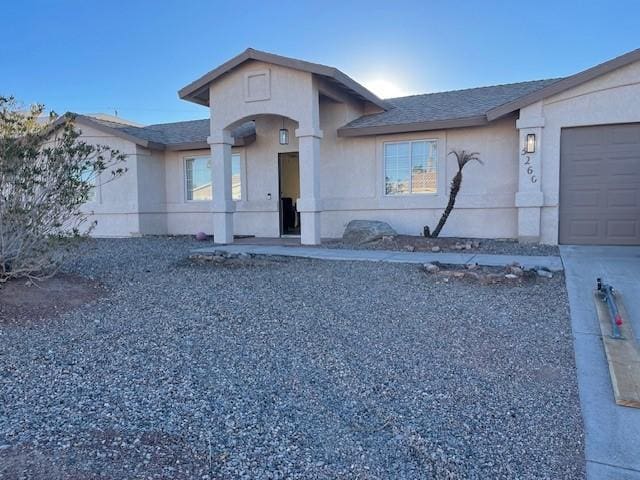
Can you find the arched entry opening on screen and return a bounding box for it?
[209,113,322,245]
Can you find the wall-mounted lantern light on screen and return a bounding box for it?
[279,118,289,145]
[524,133,536,154]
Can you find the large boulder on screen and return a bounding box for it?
[342,220,397,245]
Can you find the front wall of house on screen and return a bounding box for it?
[169,99,520,240]
[79,104,521,240]
[318,115,519,238]
[73,123,142,237]
[525,60,640,244]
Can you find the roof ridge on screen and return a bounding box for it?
[144,118,209,128]
[387,77,564,101]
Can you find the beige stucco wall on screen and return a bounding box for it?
[77,116,520,240]
[73,123,141,237]
[319,115,519,238]
[209,61,327,132]
[521,60,640,244]
[135,145,168,235]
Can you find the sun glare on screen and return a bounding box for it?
[362,78,409,99]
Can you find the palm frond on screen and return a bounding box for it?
[448,150,482,169]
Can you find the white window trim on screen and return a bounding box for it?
[383,139,439,196]
[183,153,244,203]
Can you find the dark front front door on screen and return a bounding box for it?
[278,152,300,236]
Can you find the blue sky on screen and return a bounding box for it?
[2,0,638,125]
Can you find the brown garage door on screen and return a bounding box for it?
[559,124,640,245]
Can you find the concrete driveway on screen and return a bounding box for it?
[561,246,640,479]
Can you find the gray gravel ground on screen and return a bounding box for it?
[0,237,584,479]
[323,236,560,256]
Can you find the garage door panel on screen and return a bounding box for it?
[560,124,640,245]
[612,125,640,144]
[569,128,605,146]
[606,219,638,238]
[567,219,600,238]
[565,188,601,207]
[607,188,638,207]
[607,155,640,177]
[567,158,606,178]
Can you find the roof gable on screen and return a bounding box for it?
[486,47,640,120]
[178,48,389,110]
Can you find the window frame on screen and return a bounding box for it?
[230,153,243,202]
[184,155,212,202]
[80,166,100,204]
[383,139,438,196]
[183,153,243,202]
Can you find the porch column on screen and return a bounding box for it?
[207,131,234,244]
[296,127,323,245]
[515,114,544,243]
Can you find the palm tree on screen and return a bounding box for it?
[430,150,482,238]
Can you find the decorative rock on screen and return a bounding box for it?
[536,269,553,279]
[505,273,518,280]
[404,245,415,252]
[431,246,441,253]
[508,265,524,275]
[464,242,472,250]
[342,220,397,245]
[424,263,440,273]
[466,263,479,270]
[484,273,503,284]
[464,271,481,281]
[195,231,208,241]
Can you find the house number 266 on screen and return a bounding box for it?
[523,155,538,183]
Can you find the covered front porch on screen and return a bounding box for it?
[178,48,390,246]
[209,114,323,245]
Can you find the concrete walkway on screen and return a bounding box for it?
[561,246,640,479]
[193,244,564,271]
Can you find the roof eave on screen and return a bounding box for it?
[337,115,489,137]
[487,47,640,121]
[76,115,154,148]
[51,114,166,150]
[165,133,255,151]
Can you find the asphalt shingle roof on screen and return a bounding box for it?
[340,78,563,130]
[84,78,563,144]
[87,117,255,147]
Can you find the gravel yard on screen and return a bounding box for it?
[0,237,583,479]
[323,235,560,256]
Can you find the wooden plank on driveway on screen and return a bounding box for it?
[593,290,640,408]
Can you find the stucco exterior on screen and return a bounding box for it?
[75,124,142,237]
[74,48,640,245]
[518,60,640,244]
